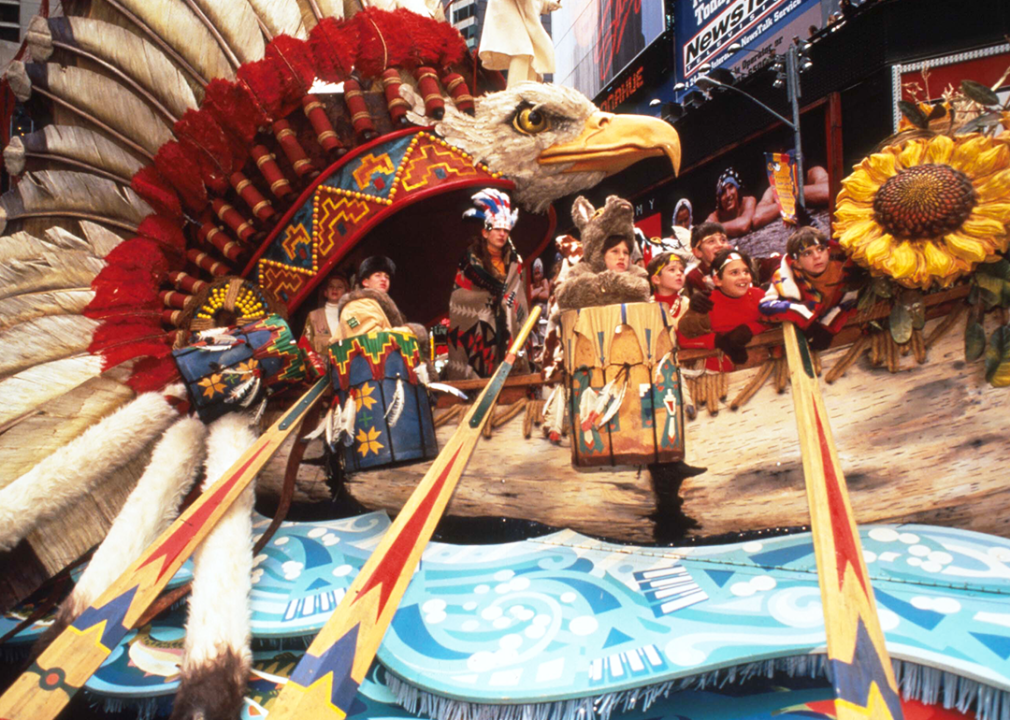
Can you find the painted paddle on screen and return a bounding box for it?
[266,306,541,720]
[782,323,904,720]
[0,377,330,720]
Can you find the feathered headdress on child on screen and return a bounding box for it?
[463,188,519,231]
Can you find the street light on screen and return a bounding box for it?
[692,43,813,210]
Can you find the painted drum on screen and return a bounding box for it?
[173,315,311,423]
[327,331,438,471]
[561,302,685,467]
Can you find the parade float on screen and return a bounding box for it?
[0,1,1009,720]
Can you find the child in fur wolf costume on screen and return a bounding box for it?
[758,226,861,351]
[554,195,651,311]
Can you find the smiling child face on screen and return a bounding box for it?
[713,258,752,298]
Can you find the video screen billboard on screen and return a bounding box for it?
[553,0,667,101]
[674,0,830,95]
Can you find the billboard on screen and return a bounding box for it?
[674,0,832,95]
[553,0,667,102]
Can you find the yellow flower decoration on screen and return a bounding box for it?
[834,133,1010,289]
[198,373,226,399]
[235,359,259,376]
[354,383,378,412]
[356,427,384,457]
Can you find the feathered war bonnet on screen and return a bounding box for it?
[464,188,519,231]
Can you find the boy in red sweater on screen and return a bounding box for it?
[678,249,770,371]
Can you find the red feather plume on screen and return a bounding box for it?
[267,35,316,96]
[392,9,442,68]
[132,165,183,220]
[203,79,268,143]
[153,142,208,212]
[352,9,410,77]
[174,109,237,193]
[435,20,469,68]
[309,17,359,82]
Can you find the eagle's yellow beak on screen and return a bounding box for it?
[537,112,681,177]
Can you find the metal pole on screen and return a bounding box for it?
[786,46,806,211]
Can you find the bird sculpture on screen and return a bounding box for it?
[0,1,680,716]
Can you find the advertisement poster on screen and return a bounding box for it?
[674,0,830,96]
[765,151,799,225]
[553,0,667,101]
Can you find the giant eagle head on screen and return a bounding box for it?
[404,82,681,213]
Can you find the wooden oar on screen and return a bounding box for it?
[782,323,904,720]
[0,377,330,720]
[266,306,541,720]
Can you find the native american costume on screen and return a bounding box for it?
[759,241,860,333]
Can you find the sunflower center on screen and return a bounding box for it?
[873,164,976,240]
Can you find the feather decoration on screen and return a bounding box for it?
[596,376,627,429]
[385,377,405,426]
[247,0,309,40]
[0,250,104,300]
[40,417,206,642]
[106,0,235,83]
[0,229,106,264]
[4,126,145,182]
[325,398,336,447]
[0,370,135,487]
[75,220,129,258]
[308,16,358,82]
[341,395,356,446]
[172,412,256,720]
[578,385,598,431]
[0,170,154,235]
[27,16,199,123]
[0,383,186,550]
[0,289,94,332]
[188,0,266,66]
[7,62,174,159]
[0,315,101,380]
[295,0,343,32]
[0,355,107,429]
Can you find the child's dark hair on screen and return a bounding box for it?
[602,233,634,254]
[647,252,685,280]
[690,221,726,249]
[710,248,754,278]
[786,226,829,258]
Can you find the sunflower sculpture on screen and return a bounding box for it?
[835,132,1010,289]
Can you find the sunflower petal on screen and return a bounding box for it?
[921,240,956,279]
[897,140,925,169]
[834,201,875,224]
[963,142,1010,179]
[926,135,954,165]
[882,240,919,279]
[862,234,894,266]
[864,152,898,183]
[970,202,1010,224]
[975,169,1010,203]
[945,231,988,263]
[840,169,880,203]
[950,135,988,172]
[961,215,1009,239]
[837,218,882,251]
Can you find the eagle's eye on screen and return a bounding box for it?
[513,107,550,135]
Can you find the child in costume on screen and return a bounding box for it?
[684,221,732,294]
[331,256,428,345]
[447,188,529,379]
[303,272,350,354]
[647,252,688,328]
[759,226,861,350]
[678,249,770,371]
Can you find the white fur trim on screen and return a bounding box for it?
[64,416,207,617]
[179,413,257,676]
[0,383,187,551]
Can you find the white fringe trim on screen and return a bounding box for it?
[386,655,1010,720]
[179,412,257,675]
[0,383,186,551]
[64,416,207,616]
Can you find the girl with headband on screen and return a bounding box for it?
[677,248,771,371]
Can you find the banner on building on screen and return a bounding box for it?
[674,0,831,96]
[765,151,799,225]
[553,0,667,101]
